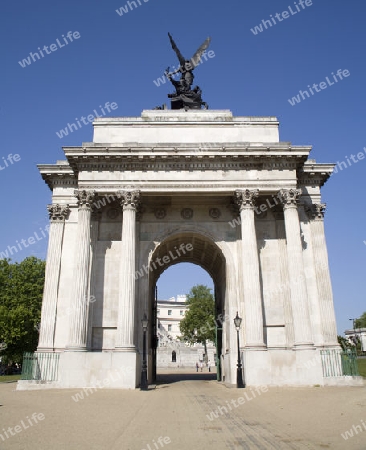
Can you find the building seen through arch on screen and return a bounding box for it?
[155,292,216,369]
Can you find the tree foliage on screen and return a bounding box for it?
[179,285,216,356]
[355,312,366,328]
[337,335,352,350]
[0,257,45,364]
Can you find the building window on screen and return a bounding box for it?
[168,324,172,331]
[180,310,184,316]
[168,310,172,315]
[172,351,176,362]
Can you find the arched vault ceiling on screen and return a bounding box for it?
[150,232,226,285]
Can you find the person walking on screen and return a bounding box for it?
[207,360,211,372]
[195,362,199,372]
[200,361,203,372]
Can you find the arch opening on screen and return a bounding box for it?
[146,231,227,384]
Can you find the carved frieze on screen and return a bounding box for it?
[154,208,166,219]
[181,208,193,220]
[209,208,221,219]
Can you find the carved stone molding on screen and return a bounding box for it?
[74,190,96,210]
[154,208,166,219]
[209,208,221,219]
[278,189,301,209]
[117,190,141,210]
[106,208,120,219]
[234,189,259,210]
[305,203,326,221]
[181,208,193,220]
[47,204,70,221]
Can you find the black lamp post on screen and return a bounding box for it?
[140,313,148,391]
[234,312,245,388]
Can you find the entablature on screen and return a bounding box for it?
[62,143,311,173]
[298,161,335,187]
[37,163,77,190]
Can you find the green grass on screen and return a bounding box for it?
[0,374,21,383]
[357,359,366,378]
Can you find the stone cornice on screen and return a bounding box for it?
[298,162,335,187]
[62,148,310,173]
[38,163,77,190]
[92,111,279,126]
[63,142,311,155]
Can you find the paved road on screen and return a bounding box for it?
[0,369,365,450]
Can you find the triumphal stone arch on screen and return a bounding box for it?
[26,109,342,389]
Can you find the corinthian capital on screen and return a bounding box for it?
[235,189,259,210]
[74,190,96,209]
[47,204,70,221]
[118,190,141,210]
[278,189,301,209]
[306,203,326,220]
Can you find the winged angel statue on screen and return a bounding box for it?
[164,33,211,110]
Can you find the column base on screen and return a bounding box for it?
[318,343,341,350]
[245,344,267,351]
[64,346,88,352]
[114,345,137,353]
[36,347,55,353]
[292,343,315,351]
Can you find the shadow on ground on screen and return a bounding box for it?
[156,371,217,384]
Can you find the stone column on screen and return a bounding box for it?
[38,204,70,351]
[308,204,338,347]
[67,190,95,351]
[279,189,313,349]
[275,219,295,348]
[235,189,265,349]
[86,210,102,350]
[115,190,141,351]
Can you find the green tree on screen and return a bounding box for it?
[355,312,366,328]
[179,285,215,361]
[337,335,352,350]
[0,257,45,364]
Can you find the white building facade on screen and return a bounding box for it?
[156,296,216,368]
[157,296,187,343]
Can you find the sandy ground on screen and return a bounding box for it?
[0,368,365,450]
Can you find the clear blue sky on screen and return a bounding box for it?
[1,0,365,335]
